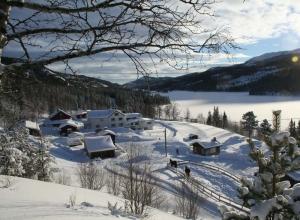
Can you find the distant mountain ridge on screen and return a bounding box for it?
[125,48,300,95]
[0,58,169,121]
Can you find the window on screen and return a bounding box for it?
[147,122,152,124]
[96,125,100,128]
[210,148,216,154]
[111,124,115,127]
[119,123,123,127]
[119,117,123,121]
[111,118,115,121]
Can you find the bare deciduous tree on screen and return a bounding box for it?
[105,164,121,196]
[1,0,235,74]
[175,181,201,220]
[120,146,164,216]
[77,162,105,190]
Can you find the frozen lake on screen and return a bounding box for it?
[161,91,300,129]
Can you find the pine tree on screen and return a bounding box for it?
[212,106,221,127]
[206,111,212,125]
[241,111,258,139]
[35,137,54,181]
[238,132,300,219]
[184,108,191,122]
[222,112,228,129]
[289,119,297,138]
[259,119,272,136]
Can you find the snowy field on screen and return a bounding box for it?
[162,91,300,129]
[0,175,183,220]
[0,120,261,220]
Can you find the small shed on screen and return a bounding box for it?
[188,134,198,140]
[24,121,41,136]
[49,109,72,121]
[76,111,87,119]
[84,136,116,159]
[59,121,80,136]
[96,129,116,144]
[190,138,222,156]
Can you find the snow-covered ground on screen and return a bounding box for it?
[1,120,261,219]
[162,91,300,129]
[0,175,183,220]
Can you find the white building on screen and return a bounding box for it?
[86,109,127,129]
[86,109,153,130]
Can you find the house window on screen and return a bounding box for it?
[96,125,100,128]
[119,117,123,121]
[147,122,152,124]
[111,124,115,127]
[210,148,216,154]
[111,118,115,121]
[114,113,118,116]
[119,123,123,127]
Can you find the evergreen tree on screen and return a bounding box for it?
[206,111,212,125]
[35,137,53,181]
[184,108,191,122]
[222,112,228,129]
[297,121,300,138]
[212,106,221,127]
[241,111,258,139]
[289,119,297,138]
[259,119,272,136]
[239,132,300,219]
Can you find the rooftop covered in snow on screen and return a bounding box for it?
[190,138,222,149]
[87,109,124,118]
[84,136,116,153]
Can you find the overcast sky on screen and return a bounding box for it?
[4,0,300,84]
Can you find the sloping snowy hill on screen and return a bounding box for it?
[0,175,184,220]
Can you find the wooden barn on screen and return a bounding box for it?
[190,138,222,156]
[24,121,41,136]
[84,136,116,159]
[59,121,81,136]
[50,109,71,121]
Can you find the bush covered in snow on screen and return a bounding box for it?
[0,124,54,180]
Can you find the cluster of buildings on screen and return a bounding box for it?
[41,108,154,159]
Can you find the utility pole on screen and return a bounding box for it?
[164,128,167,157]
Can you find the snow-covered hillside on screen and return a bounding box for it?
[1,120,262,220]
[0,175,183,220]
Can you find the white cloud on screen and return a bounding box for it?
[213,0,300,44]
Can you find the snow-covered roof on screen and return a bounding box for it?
[84,136,116,153]
[125,113,141,118]
[141,118,153,122]
[287,170,300,181]
[97,129,116,136]
[49,109,71,119]
[24,121,40,130]
[59,120,84,129]
[190,139,222,149]
[87,109,123,118]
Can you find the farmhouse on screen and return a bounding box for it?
[86,109,126,129]
[190,138,222,156]
[86,109,154,130]
[24,120,41,136]
[84,136,116,159]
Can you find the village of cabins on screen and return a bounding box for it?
[21,108,225,161]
